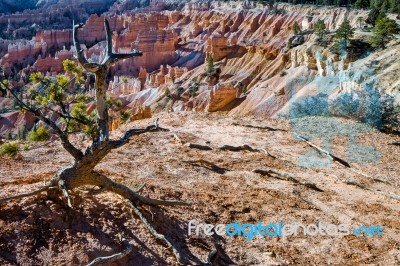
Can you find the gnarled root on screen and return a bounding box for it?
[128,202,183,264]
[0,185,54,204]
[0,169,191,264]
[86,238,133,266]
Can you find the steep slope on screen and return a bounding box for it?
[0,113,399,265]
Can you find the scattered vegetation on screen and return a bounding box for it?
[177,87,185,97]
[165,88,171,98]
[367,9,379,26]
[287,38,293,48]
[357,17,364,29]
[206,54,215,77]
[370,16,400,49]
[292,21,301,35]
[381,94,400,133]
[28,126,50,142]
[119,110,131,124]
[189,80,200,97]
[0,142,19,157]
[335,19,354,51]
[266,0,400,16]
[314,19,327,41]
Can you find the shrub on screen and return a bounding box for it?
[23,144,31,151]
[28,126,50,142]
[119,110,130,124]
[314,19,326,40]
[206,55,215,77]
[293,22,301,35]
[287,38,293,48]
[381,95,400,133]
[165,88,171,98]
[188,81,200,97]
[0,142,20,157]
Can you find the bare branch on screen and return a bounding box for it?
[219,144,259,152]
[184,159,227,174]
[73,22,100,72]
[104,18,113,57]
[128,203,183,264]
[109,119,169,149]
[101,18,143,66]
[86,238,133,266]
[106,50,143,64]
[295,134,351,168]
[232,123,284,132]
[73,23,88,65]
[184,143,213,151]
[254,168,323,192]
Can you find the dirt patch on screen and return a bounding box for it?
[0,112,399,265]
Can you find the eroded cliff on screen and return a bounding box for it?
[1,1,399,137]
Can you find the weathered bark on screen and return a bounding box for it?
[86,239,133,266]
[94,66,110,144]
[0,17,189,264]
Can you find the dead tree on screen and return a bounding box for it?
[0,19,190,264]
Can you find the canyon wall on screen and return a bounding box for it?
[1,2,400,138]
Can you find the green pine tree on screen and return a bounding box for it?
[357,17,364,29]
[314,19,327,40]
[370,16,400,49]
[206,55,215,76]
[335,19,354,50]
[366,8,385,26]
[355,0,370,8]
[293,21,301,35]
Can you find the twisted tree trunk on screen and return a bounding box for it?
[1,18,190,265]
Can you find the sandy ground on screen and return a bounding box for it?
[0,112,399,265]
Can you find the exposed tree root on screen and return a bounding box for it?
[374,190,400,201]
[254,168,323,192]
[128,202,183,264]
[184,143,213,151]
[0,185,54,204]
[207,243,235,265]
[59,180,73,208]
[0,171,191,264]
[219,144,259,152]
[1,18,190,265]
[86,238,133,266]
[86,185,110,196]
[232,123,284,132]
[82,172,191,208]
[330,175,400,202]
[184,159,228,174]
[296,136,395,187]
[135,184,146,193]
[295,135,351,168]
